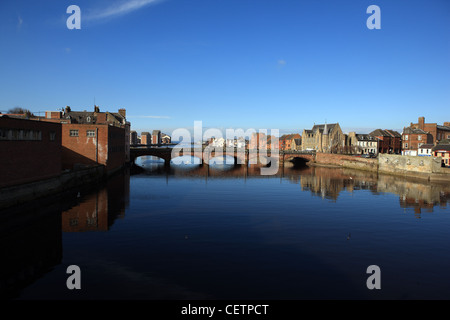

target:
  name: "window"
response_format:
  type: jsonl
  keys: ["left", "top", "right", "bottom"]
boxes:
{"left": 418, "top": 135, "right": 422, "bottom": 141}
{"left": 87, "top": 130, "right": 96, "bottom": 137}
{"left": 404, "top": 135, "right": 408, "bottom": 140}
{"left": 0, "top": 128, "right": 41, "bottom": 140}
{"left": 404, "top": 143, "right": 408, "bottom": 148}
{"left": 70, "top": 130, "right": 79, "bottom": 137}
{"left": 49, "top": 131, "right": 56, "bottom": 141}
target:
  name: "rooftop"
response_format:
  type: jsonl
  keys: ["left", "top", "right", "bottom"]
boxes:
{"left": 403, "top": 127, "right": 429, "bottom": 135}
{"left": 312, "top": 123, "right": 337, "bottom": 134}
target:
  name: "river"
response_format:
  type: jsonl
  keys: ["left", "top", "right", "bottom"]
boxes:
{"left": 2, "top": 156, "right": 450, "bottom": 300}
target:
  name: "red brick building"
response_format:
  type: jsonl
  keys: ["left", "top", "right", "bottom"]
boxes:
{"left": 249, "top": 133, "right": 278, "bottom": 150}
{"left": 401, "top": 127, "right": 433, "bottom": 156}
{"left": 152, "top": 130, "right": 161, "bottom": 145}
{"left": 44, "top": 106, "right": 130, "bottom": 164}
{"left": 0, "top": 116, "right": 62, "bottom": 188}
{"left": 42, "top": 106, "right": 128, "bottom": 173}
{"left": 141, "top": 132, "right": 151, "bottom": 145}
{"left": 279, "top": 134, "right": 301, "bottom": 151}
{"left": 61, "top": 123, "right": 125, "bottom": 172}
{"left": 369, "top": 129, "right": 402, "bottom": 154}
{"left": 408, "top": 116, "right": 450, "bottom": 144}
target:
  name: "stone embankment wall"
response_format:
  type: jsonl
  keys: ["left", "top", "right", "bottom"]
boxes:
{"left": 378, "top": 154, "right": 441, "bottom": 174}
{"left": 312, "top": 153, "right": 450, "bottom": 182}
{"left": 0, "top": 166, "right": 106, "bottom": 209}
{"left": 314, "top": 153, "right": 378, "bottom": 172}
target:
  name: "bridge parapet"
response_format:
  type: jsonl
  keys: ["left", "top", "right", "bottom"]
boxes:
{"left": 130, "top": 146, "right": 315, "bottom": 166}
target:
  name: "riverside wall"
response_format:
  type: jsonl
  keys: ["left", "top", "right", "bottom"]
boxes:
{"left": 314, "top": 153, "right": 378, "bottom": 172}
{"left": 310, "top": 153, "right": 450, "bottom": 182}
{"left": 0, "top": 166, "right": 107, "bottom": 209}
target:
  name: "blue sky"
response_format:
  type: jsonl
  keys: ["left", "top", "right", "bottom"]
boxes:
{"left": 1, "top": 0, "right": 449, "bottom": 135}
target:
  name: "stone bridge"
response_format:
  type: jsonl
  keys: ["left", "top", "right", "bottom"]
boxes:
{"left": 130, "top": 146, "right": 315, "bottom": 166}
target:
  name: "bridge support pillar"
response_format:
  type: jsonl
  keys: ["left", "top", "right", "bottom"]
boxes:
{"left": 164, "top": 159, "right": 171, "bottom": 167}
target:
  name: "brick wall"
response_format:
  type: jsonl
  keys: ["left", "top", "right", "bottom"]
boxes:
{"left": 0, "top": 117, "right": 62, "bottom": 188}
{"left": 61, "top": 124, "right": 108, "bottom": 170}
{"left": 107, "top": 125, "right": 126, "bottom": 172}
{"left": 61, "top": 123, "right": 125, "bottom": 172}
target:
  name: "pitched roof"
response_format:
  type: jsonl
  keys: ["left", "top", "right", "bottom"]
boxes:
{"left": 403, "top": 127, "right": 428, "bottom": 134}
{"left": 370, "top": 129, "right": 401, "bottom": 137}
{"left": 369, "top": 129, "right": 386, "bottom": 137}
{"left": 385, "top": 129, "right": 402, "bottom": 137}
{"left": 432, "top": 144, "right": 450, "bottom": 151}
{"left": 437, "top": 125, "right": 450, "bottom": 131}
{"left": 419, "top": 144, "right": 434, "bottom": 149}
{"left": 280, "top": 133, "right": 300, "bottom": 141}
{"left": 64, "top": 111, "right": 96, "bottom": 124}
{"left": 355, "top": 134, "right": 378, "bottom": 141}
{"left": 312, "top": 123, "right": 337, "bottom": 134}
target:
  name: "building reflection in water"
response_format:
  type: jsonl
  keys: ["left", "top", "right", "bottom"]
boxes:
{"left": 62, "top": 169, "right": 130, "bottom": 232}
{"left": 0, "top": 169, "right": 131, "bottom": 299}
{"left": 136, "top": 157, "right": 450, "bottom": 218}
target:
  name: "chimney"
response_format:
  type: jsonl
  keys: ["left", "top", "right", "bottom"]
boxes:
{"left": 94, "top": 105, "right": 100, "bottom": 113}
{"left": 444, "top": 122, "right": 450, "bottom": 127}
{"left": 418, "top": 116, "right": 425, "bottom": 130}
{"left": 118, "top": 108, "right": 126, "bottom": 118}
{"left": 65, "top": 106, "right": 71, "bottom": 114}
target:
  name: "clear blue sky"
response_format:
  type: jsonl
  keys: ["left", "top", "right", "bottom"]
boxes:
{"left": 1, "top": 0, "right": 449, "bottom": 135}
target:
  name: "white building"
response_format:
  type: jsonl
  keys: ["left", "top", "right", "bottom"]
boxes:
{"left": 211, "top": 137, "right": 225, "bottom": 148}
{"left": 349, "top": 133, "right": 379, "bottom": 155}
{"left": 418, "top": 144, "right": 433, "bottom": 156}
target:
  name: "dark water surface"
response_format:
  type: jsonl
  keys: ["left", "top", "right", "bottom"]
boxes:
{"left": 2, "top": 157, "right": 450, "bottom": 300}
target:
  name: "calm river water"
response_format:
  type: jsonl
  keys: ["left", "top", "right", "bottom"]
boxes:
{"left": 2, "top": 156, "right": 450, "bottom": 300}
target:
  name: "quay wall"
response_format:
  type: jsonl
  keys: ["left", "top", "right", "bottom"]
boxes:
{"left": 309, "top": 153, "right": 450, "bottom": 182}
{"left": 313, "top": 153, "right": 378, "bottom": 172}
{"left": 378, "top": 154, "right": 441, "bottom": 175}
{"left": 0, "top": 166, "right": 107, "bottom": 209}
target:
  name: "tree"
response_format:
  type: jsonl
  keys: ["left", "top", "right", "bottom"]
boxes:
{"left": 7, "top": 107, "right": 34, "bottom": 117}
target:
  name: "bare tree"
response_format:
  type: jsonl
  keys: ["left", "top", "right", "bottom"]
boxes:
{"left": 7, "top": 107, "right": 34, "bottom": 117}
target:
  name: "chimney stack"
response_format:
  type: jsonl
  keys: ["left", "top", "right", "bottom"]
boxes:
{"left": 118, "top": 108, "right": 126, "bottom": 118}
{"left": 418, "top": 116, "right": 425, "bottom": 130}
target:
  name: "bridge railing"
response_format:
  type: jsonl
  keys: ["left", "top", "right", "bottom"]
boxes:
{"left": 131, "top": 145, "right": 316, "bottom": 154}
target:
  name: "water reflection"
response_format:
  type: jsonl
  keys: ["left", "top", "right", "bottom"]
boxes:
{"left": 135, "top": 161, "right": 450, "bottom": 216}
{"left": 0, "top": 199, "right": 63, "bottom": 299}
{"left": 62, "top": 171, "right": 130, "bottom": 232}
{"left": 1, "top": 163, "right": 450, "bottom": 299}
{"left": 0, "top": 170, "right": 130, "bottom": 298}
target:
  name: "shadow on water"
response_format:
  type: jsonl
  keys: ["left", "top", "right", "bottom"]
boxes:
{"left": 0, "top": 169, "right": 130, "bottom": 299}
